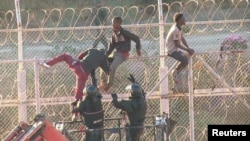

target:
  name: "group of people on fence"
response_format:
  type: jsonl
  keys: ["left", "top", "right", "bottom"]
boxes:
{"left": 40, "top": 15, "right": 145, "bottom": 141}
{"left": 39, "top": 7, "right": 194, "bottom": 140}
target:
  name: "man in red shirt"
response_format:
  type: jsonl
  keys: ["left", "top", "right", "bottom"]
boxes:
{"left": 99, "top": 16, "right": 141, "bottom": 92}
{"left": 39, "top": 48, "right": 109, "bottom": 120}
{"left": 40, "top": 48, "right": 109, "bottom": 100}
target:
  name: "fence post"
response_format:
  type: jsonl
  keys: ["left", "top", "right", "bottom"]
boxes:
{"left": 188, "top": 56, "right": 195, "bottom": 141}
{"left": 158, "top": 0, "right": 165, "bottom": 67}
{"left": 34, "top": 57, "right": 41, "bottom": 114}
{"left": 158, "top": 0, "right": 169, "bottom": 118}
{"left": 15, "top": 0, "right": 27, "bottom": 122}
{"left": 158, "top": 0, "right": 169, "bottom": 140}
{"left": 17, "top": 70, "right": 27, "bottom": 122}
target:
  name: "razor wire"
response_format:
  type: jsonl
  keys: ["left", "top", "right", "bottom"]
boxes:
{"left": 0, "top": 0, "right": 250, "bottom": 47}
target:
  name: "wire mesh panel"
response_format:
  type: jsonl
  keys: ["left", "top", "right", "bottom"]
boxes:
{"left": 0, "top": 63, "right": 35, "bottom": 97}
{"left": 193, "top": 95, "right": 250, "bottom": 141}
{"left": 192, "top": 51, "right": 250, "bottom": 141}
{"left": 0, "top": 61, "right": 35, "bottom": 139}
{"left": 193, "top": 52, "right": 250, "bottom": 89}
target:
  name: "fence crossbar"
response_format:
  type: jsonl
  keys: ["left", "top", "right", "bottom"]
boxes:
{"left": 0, "top": 50, "right": 249, "bottom": 64}
{"left": 0, "top": 19, "right": 249, "bottom": 32}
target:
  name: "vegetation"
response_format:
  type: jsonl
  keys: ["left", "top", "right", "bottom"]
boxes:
{"left": 0, "top": 0, "right": 236, "bottom": 11}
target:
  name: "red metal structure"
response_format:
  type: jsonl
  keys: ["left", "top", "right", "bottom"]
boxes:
{"left": 3, "top": 114, "right": 69, "bottom": 141}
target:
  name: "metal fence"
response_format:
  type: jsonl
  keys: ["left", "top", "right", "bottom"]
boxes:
{"left": 0, "top": 0, "right": 250, "bottom": 140}
{"left": 54, "top": 116, "right": 160, "bottom": 141}
{"left": 1, "top": 52, "right": 250, "bottom": 141}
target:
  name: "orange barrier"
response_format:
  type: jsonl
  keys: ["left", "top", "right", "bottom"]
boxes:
{"left": 3, "top": 114, "right": 69, "bottom": 141}
{"left": 40, "top": 120, "right": 69, "bottom": 141}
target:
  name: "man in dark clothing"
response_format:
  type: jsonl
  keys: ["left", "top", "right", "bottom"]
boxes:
{"left": 40, "top": 48, "right": 109, "bottom": 101}
{"left": 72, "top": 85, "right": 104, "bottom": 141}
{"left": 111, "top": 82, "right": 147, "bottom": 141}
{"left": 99, "top": 16, "right": 142, "bottom": 92}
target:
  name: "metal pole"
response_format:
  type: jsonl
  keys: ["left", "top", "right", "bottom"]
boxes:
{"left": 34, "top": 57, "right": 40, "bottom": 114}
{"left": 15, "top": 0, "right": 27, "bottom": 122}
{"left": 15, "top": 0, "right": 23, "bottom": 70}
{"left": 158, "top": 0, "right": 165, "bottom": 67}
{"left": 157, "top": 0, "right": 170, "bottom": 126}
{"left": 188, "top": 57, "right": 195, "bottom": 141}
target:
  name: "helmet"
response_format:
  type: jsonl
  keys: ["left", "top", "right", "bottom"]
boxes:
{"left": 86, "top": 85, "right": 98, "bottom": 97}
{"left": 126, "top": 83, "right": 143, "bottom": 98}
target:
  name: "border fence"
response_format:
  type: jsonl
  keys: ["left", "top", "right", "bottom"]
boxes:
{"left": 0, "top": 0, "right": 250, "bottom": 140}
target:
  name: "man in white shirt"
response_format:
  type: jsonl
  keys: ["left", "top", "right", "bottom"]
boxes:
{"left": 165, "top": 13, "right": 194, "bottom": 81}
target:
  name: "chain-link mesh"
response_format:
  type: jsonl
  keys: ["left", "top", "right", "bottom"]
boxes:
{"left": 0, "top": 0, "right": 250, "bottom": 140}
{"left": 0, "top": 62, "right": 35, "bottom": 139}
{"left": 193, "top": 52, "right": 250, "bottom": 89}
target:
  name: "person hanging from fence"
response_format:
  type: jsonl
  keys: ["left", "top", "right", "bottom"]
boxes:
{"left": 72, "top": 85, "right": 104, "bottom": 141}
{"left": 99, "top": 16, "right": 142, "bottom": 93}
{"left": 39, "top": 48, "right": 109, "bottom": 120}
{"left": 165, "top": 13, "right": 195, "bottom": 85}
{"left": 110, "top": 74, "right": 147, "bottom": 141}
{"left": 92, "top": 0, "right": 109, "bottom": 49}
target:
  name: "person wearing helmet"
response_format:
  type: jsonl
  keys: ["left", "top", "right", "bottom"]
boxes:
{"left": 111, "top": 83, "right": 147, "bottom": 141}
{"left": 72, "top": 85, "right": 104, "bottom": 141}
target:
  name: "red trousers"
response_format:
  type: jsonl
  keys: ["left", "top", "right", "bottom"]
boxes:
{"left": 46, "top": 53, "right": 89, "bottom": 100}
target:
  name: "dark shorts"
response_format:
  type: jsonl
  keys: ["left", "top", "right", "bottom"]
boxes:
{"left": 169, "top": 51, "right": 188, "bottom": 70}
